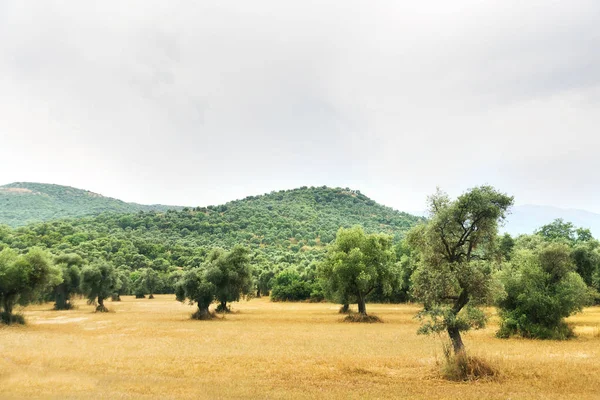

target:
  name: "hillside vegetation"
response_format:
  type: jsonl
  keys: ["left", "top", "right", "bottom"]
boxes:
{"left": 0, "top": 182, "right": 180, "bottom": 227}
{"left": 0, "top": 186, "right": 423, "bottom": 299}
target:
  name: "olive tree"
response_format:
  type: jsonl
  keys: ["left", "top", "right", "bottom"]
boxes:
{"left": 52, "top": 253, "right": 84, "bottom": 310}
{"left": 112, "top": 267, "right": 132, "bottom": 301}
{"left": 205, "top": 245, "right": 253, "bottom": 312}
{"left": 175, "top": 268, "right": 216, "bottom": 320}
{"left": 318, "top": 226, "right": 397, "bottom": 319}
{"left": 139, "top": 268, "right": 160, "bottom": 299}
{"left": 80, "top": 261, "right": 118, "bottom": 312}
{"left": 0, "top": 248, "right": 61, "bottom": 324}
{"left": 407, "top": 186, "right": 513, "bottom": 354}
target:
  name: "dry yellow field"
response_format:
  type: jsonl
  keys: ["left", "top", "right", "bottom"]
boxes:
{"left": 1, "top": 296, "right": 599, "bottom": 399}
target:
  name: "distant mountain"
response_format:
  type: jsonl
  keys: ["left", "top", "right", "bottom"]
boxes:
{"left": 0, "top": 182, "right": 182, "bottom": 227}
{"left": 503, "top": 205, "right": 600, "bottom": 238}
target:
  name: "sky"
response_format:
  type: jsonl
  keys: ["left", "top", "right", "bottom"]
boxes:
{"left": 1, "top": 1, "right": 599, "bottom": 212}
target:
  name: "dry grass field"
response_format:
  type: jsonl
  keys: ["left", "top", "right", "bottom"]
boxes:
{"left": 1, "top": 296, "right": 599, "bottom": 399}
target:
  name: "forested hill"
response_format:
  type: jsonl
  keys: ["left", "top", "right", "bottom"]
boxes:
{"left": 0, "top": 182, "right": 181, "bottom": 227}
{"left": 1, "top": 186, "right": 423, "bottom": 271}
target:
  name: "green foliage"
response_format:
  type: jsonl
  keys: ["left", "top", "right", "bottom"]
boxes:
{"left": 496, "top": 243, "right": 591, "bottom": 339}
{"left": 0, "top": 186, "right": 422, "bottom": 301}
{"left": 535, "top": 218, "right": 593, "bottom": 244}
{"left": 408, "top": 186, "right": 513, "bottom": 354}
{"left": 204, "top": 245, "right": 253, "bottom": 311}
{"left": 0, "top": 247, "right": 60, "bottom": 322}
{"left": 52, "top": 253, "right": 84, "bottom": 309}
{"left": 139, "top": 268, "right": 161, "bottom": 299}
{"left": 271, "top": 269, "right": 314, "bottom": 301}
{"left": 0, "top": 182, "right": 180, "bottom": 227}
{"left": 175, "top": 268, "right": 216, "bottom": 319}
{"left": 318, "top": 226, "right": 397, "bottom": 316}
{"left": 113, "top": 267, "right": 132, "bottom": 300}
{"left": 80, "top": 261, "right": 118, "bottom": 312}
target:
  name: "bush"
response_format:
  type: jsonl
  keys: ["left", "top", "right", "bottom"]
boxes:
{"left": 343, "top": 313, "right": 382, "bottom": 323}
{"left": 497, "top": 244, "right": 590, "bottom": 339}
{"left": 270, "top": 270, "right": 313, "bottom": 301}
{"left": 440, "top": 351, "right": 498, "bottom": 381}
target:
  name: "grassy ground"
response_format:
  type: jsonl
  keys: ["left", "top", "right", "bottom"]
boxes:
{"left": 1, "top": 296, "right": 599, "bottom": 399}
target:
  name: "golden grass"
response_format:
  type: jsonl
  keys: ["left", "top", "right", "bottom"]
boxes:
{"left": 0, "top": 297, "right": 599, "bottom": 399}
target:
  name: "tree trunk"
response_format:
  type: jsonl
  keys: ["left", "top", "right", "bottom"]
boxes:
{"left": 149, "top": 293, "right": 154, "bottom": 299}
{"left": 3, "top": 299, "right": 13, "bottom": 316}
{"left": 447, "top": 289, "right": 469, "bottom": 355}
{"left": 256, "top": 289, "right": 261, "bottom": 298}
{"left": 55, "top": 284, "right": 68, "bottom": 310}
{"left": 193, "top": 304, "right": 212, "bottom": 320}
{"left": 339, "top": 303, "right": 350, "bottom": 313}
{"left": 216, "top": 300, "right": 230, "bottom": 313}
{"left": 447, "top": 326, "right": 465, "bottom": 355}
{"left": 357, "top": 296, "right": 367, "bottom": 315}
{"left": 96, "top": 296, "right": 108, "bottom": 312}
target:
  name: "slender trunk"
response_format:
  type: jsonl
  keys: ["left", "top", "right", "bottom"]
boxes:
{"left": 447, "top": 289, "right": 469, "bottom": 355}
{"left": 357, "top": 295, "right": 367, "bottom": 315}
{"left": 339, "top": 303, "right": 349, "bottom": 313}
{"left": 447, "top": 326, "right": 465, "bottom": 354}
{"left": 256, "top": 289, "right": 261, "bottom": 298}
{"left": 217, "top": 300, "right": 229, "bottom": 313}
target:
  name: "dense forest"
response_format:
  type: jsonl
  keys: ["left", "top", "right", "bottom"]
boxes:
{"left": 0, "top": 185, "right": 422, "bottom": 302}
{"left": 0, "top": 182, "right": 181, "bottom": 227}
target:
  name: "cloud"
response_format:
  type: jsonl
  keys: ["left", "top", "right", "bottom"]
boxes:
{"left": 1, "top": 0, "right": 599, "bottom": 211}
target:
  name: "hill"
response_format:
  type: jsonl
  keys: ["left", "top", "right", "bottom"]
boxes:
{"left": 0, "top": 186, "right": 423, "bottom": 274}
{"left": 0, "top": 182, "right": 181, "bottom": 227}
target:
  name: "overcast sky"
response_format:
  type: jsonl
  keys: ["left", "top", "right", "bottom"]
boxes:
{"left": 1, "top": 1, "right": 599, "bottom": 212}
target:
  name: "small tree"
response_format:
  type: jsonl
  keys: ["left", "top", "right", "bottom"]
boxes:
{"left": 497, "top": 243, "right": 590, "bottom": 339}
{"left": 318, "top": 226, "right": 397, "bottom": 320}
{"left": 407, "top": 186, "right": 513, "bottom": 354}
{"left": 0, "top": 248, "right": 61, "bottom": 324}
{"left": 112, "top": 267, "right": 132, "bottom": 301}
{"left": 52, "top": 253, "right": 84, "bottom": 310}
{"left": 175, "top": 268, "right": 216, "bottom": 320}
{"left": 140, "top": 268, "right": 160, "bottom": 299}
{"left": 80, "top": 261, "right": 118, "bottom": 312}
{"left": 204, "top": 245, "right": 253, "bottom": 312}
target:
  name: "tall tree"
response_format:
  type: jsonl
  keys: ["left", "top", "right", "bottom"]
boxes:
{"left": 408, "top": 186, "right": 513, "bottom": 354}
{"left": 318, "top": 226, "right": 397, "bottom": 318}
{"left": 80, "top": 261, "right": 118, "bottom": 312}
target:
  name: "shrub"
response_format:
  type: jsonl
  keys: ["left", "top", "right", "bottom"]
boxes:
{"left": 497, "top": 244, "right": 590, "bottom": 339}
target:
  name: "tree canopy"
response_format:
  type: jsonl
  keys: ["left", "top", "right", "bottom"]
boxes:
{"left": 318, "top": 226, "right": 398, "bottom": 318}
